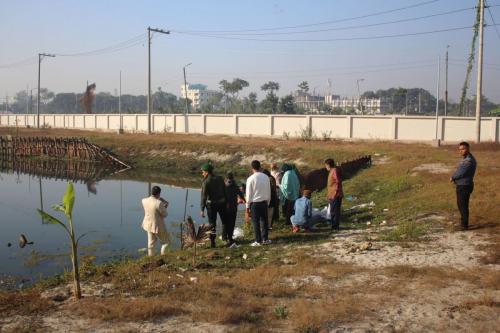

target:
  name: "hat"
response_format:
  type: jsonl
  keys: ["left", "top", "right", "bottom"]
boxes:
{"left": 201, "top": 163, "right": 213, "bottom": 172}
{"left": 303, "top": 190, "right": 312, "bottom": 197}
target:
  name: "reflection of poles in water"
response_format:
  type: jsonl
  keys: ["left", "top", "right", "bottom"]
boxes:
{"left": 39, "top": 176, "right": 45, "bottom": 224}
{"left": 181, "top": 189, "right": 189, "bottom": 249}
{"left": 148, "top": 182, "right": 152, "bottom": 196}
{"left": 120, "top": 180, "right": 123, "bottom": 226}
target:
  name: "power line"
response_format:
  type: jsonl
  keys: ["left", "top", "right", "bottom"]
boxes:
{"left": 175, "top": 0, "right": 442, "bottom": 33}
{"left": 190, "top": 59, "right": 438, "bottom": 76}
{"left": 173, "top": 7, "right": 473, "bottom": 36}
{"left": 188, "top": 63, "right": 438, "bottom": 80}
{"left": 0, "top": 56, "right": 38, "bottom": 69}
{"left": 55, "top": 33, "right": 147, "bottom": 57}
{"left": 486, "top": 1, "right": 500, "bottom": 40}
{"left": 174, "top": 25, "right": 497, "bottom": 43}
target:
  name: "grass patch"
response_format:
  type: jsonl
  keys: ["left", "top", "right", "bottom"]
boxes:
{"left": 70, "top": 297, "right": 185, "bottom": 321}
{"left": 378, "top": 220, "right": 429, "bottom": 242}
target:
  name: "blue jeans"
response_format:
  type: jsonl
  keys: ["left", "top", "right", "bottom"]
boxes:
{"left": 329, "top": 197, "right": 342, "bottom": 230}
{"left": 250, "top": 201, "right": 268, "bottom": 243}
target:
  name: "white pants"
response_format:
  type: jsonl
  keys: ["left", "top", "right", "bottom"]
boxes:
{"left": 147, "top": 231, "right": 169, "bottom": 256}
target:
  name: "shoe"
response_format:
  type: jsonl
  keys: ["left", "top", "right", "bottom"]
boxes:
{"left": 250, "top": 241, "right": 261, "bottom": 247}
{"left": 229, "top": 242, "right": 240, "bottom": 249}
{"left": 262, "top": 239, "right": 272, "bottom": 245}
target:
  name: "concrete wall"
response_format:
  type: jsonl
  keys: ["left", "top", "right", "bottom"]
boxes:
{"left": 1, "top": 113, "right": 499, "bottom": 143}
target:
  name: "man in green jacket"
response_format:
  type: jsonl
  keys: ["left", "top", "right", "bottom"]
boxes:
{"left": 200, "top": 163, "right": 227, "bottom": 248}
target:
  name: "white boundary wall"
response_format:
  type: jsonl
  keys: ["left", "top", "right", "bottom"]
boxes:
{"left": 1, "top": 113, "right": 498, "bottom": 143}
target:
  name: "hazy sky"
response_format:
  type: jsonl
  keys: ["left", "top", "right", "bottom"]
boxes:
{"left": 1, "top": 0, "right": 499, "bottom": 102}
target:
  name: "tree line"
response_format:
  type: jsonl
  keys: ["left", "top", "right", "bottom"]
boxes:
{"left": 4, "top": 79, "right": 499, "bottom": 116}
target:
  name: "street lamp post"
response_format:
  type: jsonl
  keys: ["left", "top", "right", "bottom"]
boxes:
{"left": 37, "top": 53, "right": 55, "bottom": 128}
{"left": 183, "top": 62, "right": 192, "bottom": 115}
{"left": 356, "top": 78, "right": 364, "bottom": 115}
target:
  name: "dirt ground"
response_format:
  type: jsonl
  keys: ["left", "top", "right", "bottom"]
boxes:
{"left": 0, "top": 128, "right": 499, "bottom": 332}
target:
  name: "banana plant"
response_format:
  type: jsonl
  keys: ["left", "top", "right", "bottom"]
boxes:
{"left": 37, "top": 182, "right": 87, "bottom": 300}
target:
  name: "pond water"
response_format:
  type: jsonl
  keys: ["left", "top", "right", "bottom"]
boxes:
{"left": 0, "top": 169, "right": 228, "bottom": 288}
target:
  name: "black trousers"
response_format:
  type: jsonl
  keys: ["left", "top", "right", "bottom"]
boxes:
{"left": 282, "top": 199, "right": 295, "bottom": 225}
{"left": 250, "top": 201, "right": 268, "bottom": 243}
{"left": 206, "top": 202, "right": 226, "bottom": 243}
{"left": 223, "top": 208, "right": 237, "bottom": 243}
{"left": 456, "top": 185, "right": 473, "bottom": 229}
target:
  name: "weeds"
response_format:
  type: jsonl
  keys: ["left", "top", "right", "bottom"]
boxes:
{"left": 274, "top": 304, "right": 289, "bottom": 319}
{"left": 321, "top": 130, "right": 332, "bottom": 141}
{"left": 379, "top": 220, "right": 429, "bottom": 241}
{"left": 297, "top": 125, "right": 314, "bottom": 142}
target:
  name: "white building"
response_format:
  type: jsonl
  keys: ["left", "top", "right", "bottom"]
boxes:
{"left": 324, "top": 95, "right": 390, "bottom": 114}
{"left": 293, "top": 91, "right": 325, "bottom": 111}
{"left": 180, "top": 84, "right": 219, "bottom": 110}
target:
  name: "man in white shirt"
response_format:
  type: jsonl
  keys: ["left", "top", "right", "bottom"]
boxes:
{"left": 141, "top": 186, "right": 169, "bottom": 256}
{"left": 245, "top": 160, "right": 271, "bottom": 246}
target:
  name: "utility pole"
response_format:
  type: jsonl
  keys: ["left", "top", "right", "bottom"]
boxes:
{"left": 183, "top": 63, "right": 192, "bottom": 115}
{"left": 418, "top": 90, "right": 421, "bottom": 114}
{"left": 147, "top": 27, "right": 170, "bottom": 134}
{"left": 435, "top": 55, "right": 441, "bottom": 141}
{"left": 405, "top": 91, "right": 408, "bottom": 116}
{"left": 445, "top": 45, "right": 449, "bottom": 117}
{"left": 37, "top": 53, "right": 55, "bottom": 128}
{"left": 356, "top": 78, "right": 364, "bottom": 115}
{"left": 119, "top": 70, "right": 123, "bottom": 134}
{"left": 26, "top": 85, "right": 29, "bottom": 114}
{"left": 475, "top": 0, "right": 485, "bottom": 143}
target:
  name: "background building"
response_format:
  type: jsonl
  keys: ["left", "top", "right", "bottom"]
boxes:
{"left": 180, "top": 84, "right": 219, "bottom": 110}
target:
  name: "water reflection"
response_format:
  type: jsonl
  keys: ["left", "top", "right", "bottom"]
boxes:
{"left": 0, "top": 162, "right": 205, "bottom": 287}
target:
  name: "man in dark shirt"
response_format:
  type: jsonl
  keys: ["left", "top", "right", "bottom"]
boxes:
{"left": 450, "top": 142, "right": 477, "bottom": 230}
{"left": 200, "top": 163, "right": 227, "bottom": 248}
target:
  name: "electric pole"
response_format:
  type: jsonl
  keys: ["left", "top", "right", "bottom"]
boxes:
{"left": 147, "top": 27, "right": 170, "bottom": 134}
{"left": 405, "top": 91, "right": 408, "bottom": 116}
{"left": 445, "top": 45, "right": 449, "bottom": 117}
{"left": 475, "top": 0, "right": 485, "bottom": 143}
{"left": 37, "top": 53, "right": 55, "bottom": 128}
{"left": 356, "top": 78, "right": 364, "bottom": 115}
{"left": 183, "top": 62, "right": 192, "bottom": 115}
{"left": 418, "top": 90, "right": 421, "bottom": 114}
{"left": 119, "top": 70, "right": 123, "bottom": 133}
{"left": 435, "top": 55, "right": 441, "bottom": 141}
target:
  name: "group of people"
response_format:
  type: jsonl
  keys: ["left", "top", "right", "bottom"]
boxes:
{"left": 141, "top": 141, "right": 477, "bottom": 255}
{"left": 140, "top": 157, "right": 344, "bottom": 254}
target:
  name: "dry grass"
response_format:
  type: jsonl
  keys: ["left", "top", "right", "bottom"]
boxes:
{"left": 69, "top": 297, "right": 185, "bottom": 321}
{"left": 0, "top": 289, "right": 52, "bottom": 317}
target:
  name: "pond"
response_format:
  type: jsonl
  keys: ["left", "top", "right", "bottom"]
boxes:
{"left": 0, "top": 167, "right": 233, "bottom": 288}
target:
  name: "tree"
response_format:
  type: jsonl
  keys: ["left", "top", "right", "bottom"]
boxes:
{"left": 261, "top": 81, "right": 280, "bottom": 95}
{"left": 298, "top": 81, "right": 309, "bottom": 94}
{"left": 260, "top": 81, "right": 280, "bottom": 113}
{"left": 247, "top": 92, "right": 258, "bottom": 113}
{"left": 278, "top": 95, "right": 296, "bottom": 114}
{"left": 37, "top": 183, "right": 85, "bottom": 300}
{"left": 219, "top": 78, "right": 249, "bottom": 113}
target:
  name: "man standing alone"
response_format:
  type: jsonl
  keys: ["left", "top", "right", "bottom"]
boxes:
{"left": 141, "top": 186, "right": 169, "bottom": 256}
{"left": 450, "top": 142, "right": 477, "bottom": 230}
{"left": 200, "top": 163, "right": 227, "bottom": 248}
{"left": 246, "top": 160, "right": 271, "bottom": 246}
{"left": 325, "top": 158, "right": 343, "bottom": 232}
